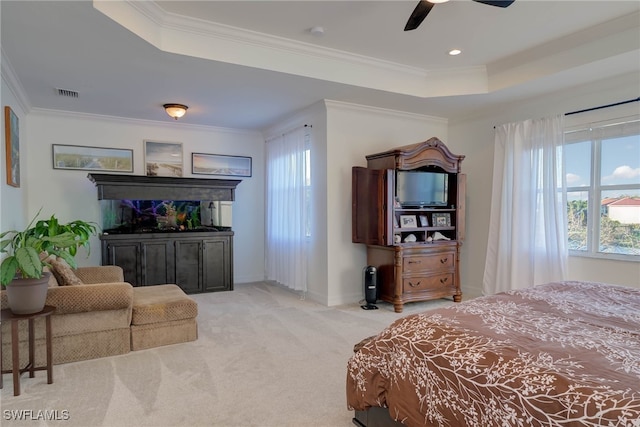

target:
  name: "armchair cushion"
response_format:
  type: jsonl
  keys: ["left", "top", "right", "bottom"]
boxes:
{"left": 75, "top": 265, "right": 125, "bottom": 284}
{"left": 45, "top": 282, "right": 133, "bottom": 314}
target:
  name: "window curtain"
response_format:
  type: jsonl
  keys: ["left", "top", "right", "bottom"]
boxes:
{"left": 483, "top": 115, "right": 568, "bottom": 295}
{"left": 265, "top": 126, "right": 309, "bottom": 292}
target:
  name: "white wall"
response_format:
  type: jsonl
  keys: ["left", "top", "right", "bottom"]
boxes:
{"left": 23, "top": 110, "right": 265, "bottom": 283}
{"left": 1, "top": 64, "right": 28, "bottom": 234}
{"left": 265, "top": 100, "right": 448, "bottom": 306}
{"left": 324, "top": 101, "right": 448, "bottom": 306}
{"left": 449, "top": 71, "right": 640, "bottom": 295}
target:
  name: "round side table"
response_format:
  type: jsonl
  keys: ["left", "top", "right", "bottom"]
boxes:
{"left": 1, "top": 305, "right": 56, "bottom": 396}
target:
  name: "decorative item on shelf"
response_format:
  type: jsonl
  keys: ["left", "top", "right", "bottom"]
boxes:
{"left": 403, "top": 233, "right": 417, "bottom": 243}
{"left": 163, "top": 103, "right": 188, "bottom": 120}
{"left": 0, "top": 209, "right": 97, "bottom": 314}
{"left": 400, "top": 215, "right": 417, "bottom": 228}
{"left": 432, "top": 231, "right": 451, "bottom": 241}
{"left": 419, "top": 215, "right": 429, "bottom": 227}
{"left": 432, "top": 212, "right": 451, "bottom": 227}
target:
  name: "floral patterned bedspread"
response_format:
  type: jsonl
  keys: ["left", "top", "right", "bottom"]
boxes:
{"left": 346, "top": 281, "right": 640, "bottom": 427}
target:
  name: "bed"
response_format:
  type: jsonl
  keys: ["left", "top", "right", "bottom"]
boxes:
{"left": 346, "top": 281, "right": 640, "bottom": 427}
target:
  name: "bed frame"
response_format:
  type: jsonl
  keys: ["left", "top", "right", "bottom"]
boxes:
{"left": 353, "top": 408, "right": 404, "bottom": 427}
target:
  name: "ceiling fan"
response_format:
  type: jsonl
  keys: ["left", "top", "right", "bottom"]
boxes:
{"left": 404, "top": 0, "right": 516, "bottom": 31}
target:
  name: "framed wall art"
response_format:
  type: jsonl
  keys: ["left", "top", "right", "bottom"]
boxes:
{"left": 5, "top": 106, "right": 20, "bottom": 187}
{"left": 144, "top": 140, "right": 183, "bottom": 177}
{"left": 192, "top": 153, "right": 252, "bottom": 177}
{"left": 52, "top": 144, "right": 133, "bottom": 172}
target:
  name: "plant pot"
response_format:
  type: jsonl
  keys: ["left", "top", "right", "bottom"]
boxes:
{"left": 4, "top": 273, "right": 50, "bottom": 315}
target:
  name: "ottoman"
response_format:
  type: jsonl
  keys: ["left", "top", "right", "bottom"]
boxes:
{"left": 130, "top": 285, "right": 198, "bottom": 351}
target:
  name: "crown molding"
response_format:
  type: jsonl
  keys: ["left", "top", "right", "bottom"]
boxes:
{"left": 93, "top": 0, "right": 489, "bottom": 98}
{"left": 324, "top": 99, "right": 448, "bottom": 125}
{"left": 1, "top": 49, "right": 31, "bottom": 114}
{"left": 29, "top": 108, "right": 261, "bottom": 136}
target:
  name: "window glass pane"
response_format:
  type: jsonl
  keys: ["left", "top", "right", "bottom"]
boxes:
{"left": 598, "top": 189, "right": 640, "bottom": 255}
{"left": 601, "top": 135, "right": 640, "bottom": 186}
{"left": 567, "top": 191, "right": 588, "bottom": 251}
{"left": 564, "top": 140, "right": 591, "bottom": 188}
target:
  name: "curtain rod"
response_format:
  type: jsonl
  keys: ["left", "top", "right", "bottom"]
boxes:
{"left": 265, "top": 123, "right": 312, "bottom": 143}
{"left": 565, "top": 97, "right": 639, "bottom": 116}
{"left": 493, "top": 97, "right": 639, "bottom": 129}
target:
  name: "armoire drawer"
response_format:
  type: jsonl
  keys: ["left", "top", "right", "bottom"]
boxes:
{"left": 403, "top": 273, "right": 454, "bottom": 293}
{"left": 403, "top": 251, "right": 455, "bottom": 273}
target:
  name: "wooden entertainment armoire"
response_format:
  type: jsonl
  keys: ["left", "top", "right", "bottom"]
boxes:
{"left": 352, "top": 137, "right": 465, "bottom": 313}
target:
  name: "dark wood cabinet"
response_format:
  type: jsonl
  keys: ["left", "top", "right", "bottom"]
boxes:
{"left": 101, "top": 232, "right": 233, "bottom": 294}
{"left": 352, "top": 137, "right": 465, "bottom": 312}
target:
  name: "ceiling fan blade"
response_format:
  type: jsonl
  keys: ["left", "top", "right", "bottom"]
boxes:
{"left": 472, "top": 0, "right": 516, "bottom": 7}
{"left": 404, "top": 0, "right": 434, "bottom": 31}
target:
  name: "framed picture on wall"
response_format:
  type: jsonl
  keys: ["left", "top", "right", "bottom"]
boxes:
{"left": 52, "top": 144, "right": 133, "bottom": 172}
{"left": 144, "top": 140, "right": 183, "bottom": 177}
{"left": 5, "top": 106, "right": 20, "bottom": 187}
{"left": 192, "top": 153, "right": 252, "bottom": 177}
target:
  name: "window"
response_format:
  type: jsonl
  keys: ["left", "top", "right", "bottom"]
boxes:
{"left": 564, "top": 104, "right": 640, "bottom": 259}
{"left": 265, "top": 126, "right": 311, "bottom": 292}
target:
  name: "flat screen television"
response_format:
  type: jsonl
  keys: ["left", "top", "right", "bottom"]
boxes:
{"left": 396, "top": 170, "right": 448, "bottom": 208}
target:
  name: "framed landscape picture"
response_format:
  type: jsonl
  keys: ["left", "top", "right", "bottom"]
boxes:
{"left": 4, "top": 106, "right": 20, "bottom": 187}
{"left": 52, "top": 144, "right": 133, "bottom": 172}
{"left": 144, "top": 140, "right": 183, "bottom": 177}
{"left": 192, "top": 153, "right": 252, "bottom": 177}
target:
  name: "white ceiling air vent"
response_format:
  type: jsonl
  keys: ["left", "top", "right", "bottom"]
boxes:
{"left": 56, "top": 88, "right": 79, "bottom": 98}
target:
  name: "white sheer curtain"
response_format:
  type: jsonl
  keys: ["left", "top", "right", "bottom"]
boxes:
{"left": 483, "top": 115, "right": 568, "bottom": 295}
{"left": 265, "top": 126, "right": 309, "bottom": 292}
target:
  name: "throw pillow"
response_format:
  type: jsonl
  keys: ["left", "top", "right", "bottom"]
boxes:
{"left": 49, "top": 257, "right": 84, "bottom": 286}
{"left": 43, "top": 266, "right": 59, "bottom": 287}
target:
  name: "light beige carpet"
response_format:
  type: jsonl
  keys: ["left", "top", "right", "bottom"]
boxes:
{"left": 0, "top": 282, "right": 454, "bottom": 427}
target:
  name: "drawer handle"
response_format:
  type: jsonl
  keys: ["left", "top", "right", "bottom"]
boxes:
{"left": 439, "top": 277, "right": 449, "bottom": 284}
{"left": 409, "top": 281, "right": 421, "bottom": 287}
{"left": 440, "top": 258, "right": 448, "bottom": 264}
{"left": 408, "top": 260, "right": 421, "bottom": 264}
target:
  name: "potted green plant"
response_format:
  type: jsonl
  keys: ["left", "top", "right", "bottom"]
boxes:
{"left": 0, "top": 209, "right": 97, "bottom": 314}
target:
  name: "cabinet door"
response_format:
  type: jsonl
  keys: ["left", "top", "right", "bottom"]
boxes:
{"left": 352, "top": 167, "right": 394, "bottom": 245}
{"left": 202, "top": 238, "right": 232, "bottom": 292}
{"left": 174, "top": 240, "right": 202, "bottom": 294}
{"left": 103, "top": 241, "right": 140, "bottom": 286}
{"left": 456, "top": 173, "right": 466, "bottom": 242}
{"left": 140, "top": 240, "right": 174, "bottom": 286}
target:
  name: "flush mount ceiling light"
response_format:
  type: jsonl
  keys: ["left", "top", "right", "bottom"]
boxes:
{"left": 163, "top": 103, "right": 188, "bottom": 120}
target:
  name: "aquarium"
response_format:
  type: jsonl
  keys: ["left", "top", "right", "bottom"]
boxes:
{"left": 99, "top": 199, "right": 232, "bottom": 234}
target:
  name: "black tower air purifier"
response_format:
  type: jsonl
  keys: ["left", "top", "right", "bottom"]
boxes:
{"left": 361, "top": 266, "right": 378, "bottom": 310}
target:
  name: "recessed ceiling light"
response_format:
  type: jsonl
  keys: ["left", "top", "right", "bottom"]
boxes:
{"left": 428, "top": 0, "right": 450, "bottom": 3}
{"left": 449, "top": 49, "right": 462, "bottom": 56}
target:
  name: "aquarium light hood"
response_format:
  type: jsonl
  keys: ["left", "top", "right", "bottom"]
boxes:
{"left": 88, "top": 173, "right": 241, "bottom": 201}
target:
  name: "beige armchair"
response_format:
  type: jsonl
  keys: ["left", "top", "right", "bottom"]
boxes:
{"left": 1, "top": 265, "right": 134, "bottom": 366}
